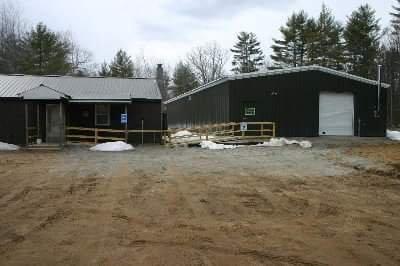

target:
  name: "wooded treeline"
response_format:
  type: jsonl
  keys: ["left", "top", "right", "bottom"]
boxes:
{"left": 0, "top": 1, "right": 399, "bottom": 125}
{"left": 0, "top": 2, "right": 93, "bottom": 76}
{"left": 170, "top": 3, "right": 400, "bottom": 126}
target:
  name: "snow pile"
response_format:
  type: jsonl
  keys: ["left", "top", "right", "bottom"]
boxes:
{"left": 171, "top": 130, "right": 215, "bottom": 142}
{"left": 255, "top": 138, "right": 312, "bottom": 149}
{"left": 89, "top": 141, "right": 134, "bottom": 152}
{"left": 171, "top": 130, "right": 193, "bottom": 138}
{"left": 199, "top": 138, "right": 312, "bottom": 150}
{"left": 387, "top": 130, "right": 400, "bottom": 141}
{"left": 0, "top": 142, "right": 19, "bottom": 151}
{"left": 200, "top": 141, "right": 239, "bottom": 150}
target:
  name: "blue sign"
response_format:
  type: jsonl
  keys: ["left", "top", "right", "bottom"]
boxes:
{"left": 121, "top": 113, "right": 128, "bottom": 124}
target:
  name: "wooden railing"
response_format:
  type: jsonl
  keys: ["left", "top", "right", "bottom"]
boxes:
{"left": 66, "top": 122, "right": 275, "bottom": 146}
{"left": 164, "top": 122, "right": 275, "bottom": 146}
{"left": 66, "top": 127, "right": 163, "bottom": 144}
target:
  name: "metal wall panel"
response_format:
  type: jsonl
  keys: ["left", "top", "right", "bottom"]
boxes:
{"left": 229, "top": 70, "right": 386, "bottom": 137}
{"left": 166, "top": 82, "right": 230, "bottom": 128}
{"left": 0, "top": 100, "right": 26, "bottom": 144}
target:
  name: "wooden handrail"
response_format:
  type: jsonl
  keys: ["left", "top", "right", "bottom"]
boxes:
{"left": 65, "top": 122, "right": 275, "bottom": 146}
{"left": 66, "top": 126, "right": 164, "bottom": 144}
{"left": 165, "top": 121, "right": 276, "bottom": 146}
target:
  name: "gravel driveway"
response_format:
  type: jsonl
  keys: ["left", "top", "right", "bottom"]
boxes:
{"left": 0, "top": 137, "right": 399, "bottom": 265}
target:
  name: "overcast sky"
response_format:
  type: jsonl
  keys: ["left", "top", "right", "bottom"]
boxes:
{"left": 18, "top": 0, "right": 394, "bottom": 68}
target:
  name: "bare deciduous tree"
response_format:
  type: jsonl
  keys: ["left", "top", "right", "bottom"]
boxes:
{"left": 186, "top": 41, "right": 229, "bottom": 85}
{"left": 63, "top": 32, "right": 93, "bottom": 75}
{"left": 0, "top": 0, "right": 26, "bottom": 73}
{"left": 132, "top": 53, "right": 154, "bottom": 78}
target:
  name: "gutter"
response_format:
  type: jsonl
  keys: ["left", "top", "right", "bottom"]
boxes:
{"left": 69, "top": 99, "right": 132, "bottom": 103}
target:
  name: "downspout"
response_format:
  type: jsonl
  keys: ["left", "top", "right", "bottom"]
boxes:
{"left": 377, "top": 65, "right": 382, "bottom": 115}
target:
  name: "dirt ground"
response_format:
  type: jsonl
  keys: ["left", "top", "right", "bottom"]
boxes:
{"left": 0, "top": 137, "right": 399, "bottom": 266}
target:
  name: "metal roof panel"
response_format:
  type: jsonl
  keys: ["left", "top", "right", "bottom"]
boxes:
{"left": 0, "top": 75, "right": 161, "bottom": 100}
{"left": 164, "top": 66, "right": 390, "bottom": 104}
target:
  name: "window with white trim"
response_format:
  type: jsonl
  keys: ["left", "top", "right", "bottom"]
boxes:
{"left": 244, "top": 103, "right": 256, "bottom": 116}
{"left": 95, "top": 104, "right": 110, "bottom": 126}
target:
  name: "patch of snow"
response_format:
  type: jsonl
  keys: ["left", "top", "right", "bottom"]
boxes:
{"left": 299, "top": 141, "right": 313, "bottom": 149}
{"left": 387, "top": 130, "right": 400, "bottom": 141}
{"left": 0, "top": 142, "right": 19, "bottom": 151}
{"left": 200, "top": 141, "right": 239, "bottom": 150}
{"left": 255, "top": 138, "right": 312, "bottom": 149}
{"left": 171, "top": 130, "right": 193, "bottom": 138}
{"left": 89, "top": 141, "right": 134, "bottom": 152}
{"left": 171, "top": 130, "right": 215, "bottom": 143}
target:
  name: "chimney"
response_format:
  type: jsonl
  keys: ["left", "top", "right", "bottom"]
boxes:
{"left": 156, "top": 64, "right": 168, "bottom": 101}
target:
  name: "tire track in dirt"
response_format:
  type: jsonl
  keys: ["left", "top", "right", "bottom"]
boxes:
{"left": 0, "top": 152, "right": 109, "bottom": 261}
{"left": 119, "top": 238, "right": 327, "bottom": 266}
{"left": 88, "top": 154, "right": 163, "bottom": 264}
{"left": 147, "top": 164, "right": 326, "bottom": 265}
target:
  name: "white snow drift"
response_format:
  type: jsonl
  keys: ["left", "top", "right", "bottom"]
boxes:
{"left": 171, "top": 130, "right": 215, "bottom": 142}
{"left": 200, "top": 141, "right": 240, "bottom": 150}
{"left": 387, "top": 130, "right": 400, "bottom": 141}
{"left": 200, "top": 138, "right": 312, "bottom": 150}
{"left": 171, "top": 130, "right": 193, "bottom": 138}
{"left": 255, "top": 138, "right": 312, "bottom": 149}
{"left": 90, "top": 141, "right": 134, "bottom": 152}
{"left": 0, "top": 142, "right": 19, "bottom": 151}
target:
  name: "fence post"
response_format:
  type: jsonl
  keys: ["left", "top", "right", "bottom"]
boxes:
{"left": 261, "top": 123, "right": 264, "bottom": 137}
{"left": 124, "top": 104, "right": 128, "bottom": 143}
{"left": 95, "top": 128, "right": 98, "bottom": 144}
{"left": 273, "top": 123, "right": 276, "bottom": 138}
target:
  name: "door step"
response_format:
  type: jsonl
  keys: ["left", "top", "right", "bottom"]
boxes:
{"left": 26, "top": 144, "right": 63, "bottom": 151}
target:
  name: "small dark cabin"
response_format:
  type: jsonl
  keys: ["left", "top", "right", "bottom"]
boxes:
{"left": 165, "top": 66, "right": 389, "bottom": 137}
{"left": 0, "top": 75, "right": 163, "bottom": 145}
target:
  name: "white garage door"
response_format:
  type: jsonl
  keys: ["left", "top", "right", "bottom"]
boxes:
{"left": 319, "top": 92, "right": 354, "bottom": 136}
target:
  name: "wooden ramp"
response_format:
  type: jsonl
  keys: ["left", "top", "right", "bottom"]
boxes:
{"left": 164, "top": 122, "right": 275, "bottom": 147}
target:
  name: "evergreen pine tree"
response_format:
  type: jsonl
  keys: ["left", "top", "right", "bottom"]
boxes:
{"left": 304, "top": 18, "right": 319, "bottom": 65}
{"left": 389, "top": 0, "right": 400, "bottom": 55}
{"left": 271, "top": 11, "right": 309, "bottom": 68}
{"left": 98, "top": 61, "right": 111, "bottom": 77}
{"left": 391, "top": 0, "right": 400, "bottom": 33}
{"left": 172, "top": 61, "right": 199, "bottom": 96}
{"left": 21, "top": 22, "right": 71, "bottom": 75}
{"left": 109, "top": 49, "right": 134, "bottom": 78}
{"left": 343, "top": 4, "right": 381, "bottom": 78}
{"left": 312, "top": 5, "right": 344, "bottom": 69}
{"left": 231, "top": 32, "right": 265, "bottom": 73}
{"left": 381, "top": 0, "right": 400, "bottom": 125}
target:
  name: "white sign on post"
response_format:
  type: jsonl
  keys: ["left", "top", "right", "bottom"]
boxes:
{"left": 121, "top": 114, "right": 128, "bottom": 124}
{"left": 240, "top": 122, "right": 248, "bottom": 132}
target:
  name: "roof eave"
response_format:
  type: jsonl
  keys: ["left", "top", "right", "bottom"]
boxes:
{"left": 165, "top": 66, "right": 391, "bottom": 104}
{"left": 69, "top": 99, "right": 133, "bottom": 103}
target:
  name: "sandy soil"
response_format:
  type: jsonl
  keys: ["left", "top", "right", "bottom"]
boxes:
{"left": 0, "top": 138, "right": 399, "bottom": 265}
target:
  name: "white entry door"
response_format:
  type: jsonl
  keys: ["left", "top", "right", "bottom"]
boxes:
{"left": 46, "top": 104, "right": 62, "bottom": 143}
{"left": 319, "top": 92, "right": 354, "bottom": 136}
